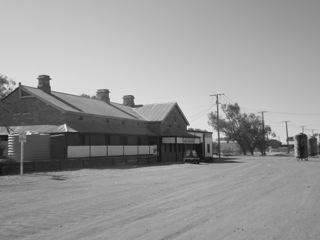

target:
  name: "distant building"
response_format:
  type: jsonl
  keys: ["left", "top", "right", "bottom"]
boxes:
{"left": 0, "top": 75, "right": 211, "bottom": 163}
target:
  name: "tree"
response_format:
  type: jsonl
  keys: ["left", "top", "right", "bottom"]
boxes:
{"left": 0, "top": 74, "right": 16, "bottom": 99}
{"left": 254, "top": 125, "right": 275, "bottom": 155}
{"left": 80, "top": 93, "right": 97, "bottom": 99}
{"left": 208, "top": 103, "right": 275, "bottom": 155}
{"left": 0, "top": 74, "right": 16, "bottom": 132}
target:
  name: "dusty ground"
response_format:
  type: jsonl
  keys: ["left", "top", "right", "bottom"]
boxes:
{"left": 1, "top": 155, "right": 320, "bottom": 240}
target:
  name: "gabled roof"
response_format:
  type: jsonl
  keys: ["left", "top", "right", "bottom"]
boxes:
{"left": 21, "top": 86, "right": 189, "bottom": 125}
{"left": 134, "top": 102, "right": 189, "bottom": 125}
{"left": 22, "top": 86, "right": 139, "bottom": 120}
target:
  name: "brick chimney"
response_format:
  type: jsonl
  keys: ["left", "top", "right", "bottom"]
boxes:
{"left": 96, "top": 89, "right": 110, "bottom": 104}
{"left": 123, "top": 95, "right": 135, "bottom": 107}
{"left": 37, "top": 75, "right": 51, "bottom": 93}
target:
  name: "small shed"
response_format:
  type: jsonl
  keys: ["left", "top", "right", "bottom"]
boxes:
{"left": 8, "top": 133, "right": 50, "bottom": 161}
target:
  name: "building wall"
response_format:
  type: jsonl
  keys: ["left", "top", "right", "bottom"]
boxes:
{"left": 160, "top": 141, "right": 179, "bottom": 162}
{"left": 187, "top": 131, "right": 213, "bottom": 158}
{"left": 3, "top": 90, "right": 65, "bottom": 125}
{"left": 65, "top": 112, "right": 157, "bottom": 135}
{"left": 161, "top": 106, "right": 188, "bottom": 134}
{"left": 147, "top": 122, "right": 162, "bottom": 135}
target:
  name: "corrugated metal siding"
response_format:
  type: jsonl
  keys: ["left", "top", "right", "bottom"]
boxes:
{"left": 8, "top": 134, "right": 50, "bottom": 161}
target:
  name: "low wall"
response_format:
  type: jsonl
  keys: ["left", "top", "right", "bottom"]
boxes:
{"left": 0, "top": 155, "right": 160, "bottom": 176}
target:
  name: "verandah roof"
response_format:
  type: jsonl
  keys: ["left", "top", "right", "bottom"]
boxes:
{"left": 0, "top": 121, "right": 159, "bottom": 136}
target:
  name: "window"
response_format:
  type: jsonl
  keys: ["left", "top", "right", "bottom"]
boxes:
{"left": 207, "top": 144, "right": 211, "bottom": 153}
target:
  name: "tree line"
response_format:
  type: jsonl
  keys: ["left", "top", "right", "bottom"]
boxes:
{"left": 208, "top": 103, "right": 275, "bottom": 156}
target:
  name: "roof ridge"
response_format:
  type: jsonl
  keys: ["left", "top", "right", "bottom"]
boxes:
{"left": 109, "top": 102, "right": 140, "bottom": 120}
{"left": 140, "top": 102, "right": 176, "bottom": 106}
{"left": 132, "top": 108, "right": 150, "bottom": 121}
{"left": 49, "top": 92, "right": 84, "bottom": 112}
{"left": 22, "top": 85, "right": 80, "bottom": 113}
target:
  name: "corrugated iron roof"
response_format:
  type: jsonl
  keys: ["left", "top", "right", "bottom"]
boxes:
{"left": 23, "top": 86, "right": 139, "bottom": 120}
{"left": 0, "top": 125, "right": 67, "bottom": 134}
{"left": 134, "top": 102, "right": 189, "bottom": 125}
{"left": 134, "top": 103, "right": 176, "bottom": 121}
{"left": 111, "top": 102, "right": 147, "bottom": 121}
{"left": 0, "top": 122, "right": 159, "bottom": 136}
{"left": 19, "top": 86, "right": 189, "bottom": 129}
{"left": 23, "top": 87, "right": 79, "bottom": 112}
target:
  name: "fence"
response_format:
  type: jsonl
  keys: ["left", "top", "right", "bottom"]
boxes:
{"left": 0, "top": 155, "right": 159, "bottom": 176}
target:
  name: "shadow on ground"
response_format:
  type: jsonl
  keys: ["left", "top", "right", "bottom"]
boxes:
{"left": 204, "top": 157, "right": 243, "bottom": 164}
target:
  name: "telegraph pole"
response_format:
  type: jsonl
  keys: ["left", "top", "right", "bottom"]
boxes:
{"left": 259, "top": 111, "right": 267, "bottom": 155}
{"left": 210, "top": 93, "right": 224, "bottom": 158}
{"left": 283, "top": 121, "right": 290, "bottom": 154}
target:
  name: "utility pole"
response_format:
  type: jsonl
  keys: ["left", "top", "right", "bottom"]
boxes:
{"left": 283, "top": 121, "right": 290, "bottom": 154}
{"left": 300, "top": 126, "right": 306, "bottom": 133}
{"left": 210, "top": 93, "right": 224, "bottom": 158}
{"left": 259, "top": 111, "right": 267, "bottom": 155}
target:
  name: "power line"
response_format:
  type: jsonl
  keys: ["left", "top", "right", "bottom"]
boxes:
{"left": 187, "top": 105, "right": 213, "bottom": 121}
{"left": 222, "top": 94, "right": 320, "bottom": 116}
{"left": 267, "top": 111, "right": 320, "bottom": 116}
{"left": 184, "top": 103, "right": 212, "bottom": 110}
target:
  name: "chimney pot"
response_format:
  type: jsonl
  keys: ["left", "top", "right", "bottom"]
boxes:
{"left": 37, "top": 75, "right": 51, "bottom": 93}
{"left": 96, "top": 89, "right": 110, "bottom": 104}
{"left": 123, "top": 95, "right": 135, "bottom": 107}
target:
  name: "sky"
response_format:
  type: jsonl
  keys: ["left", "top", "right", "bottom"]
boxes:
{"left": 1, "top": 0, "right": 320, "bottom": 142}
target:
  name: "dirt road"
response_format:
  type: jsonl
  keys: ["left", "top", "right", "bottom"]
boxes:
{"left": 1, "top": 156, "right": 320, "bottom": 240}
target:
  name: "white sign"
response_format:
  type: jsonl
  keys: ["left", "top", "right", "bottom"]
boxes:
{"left": 184, "top": 138, "right": 195, "bottom": 144}
{"left": 19, "top": 132, "right": 27, "bottom": 142}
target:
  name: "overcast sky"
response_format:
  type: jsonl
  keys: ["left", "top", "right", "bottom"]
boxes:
{"left": 1, "top": 0, "right": 319, "bottom": 141}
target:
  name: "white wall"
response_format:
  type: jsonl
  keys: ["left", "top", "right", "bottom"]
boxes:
{"left": 67, "top": 145, "right": 156, "bottom": 158}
